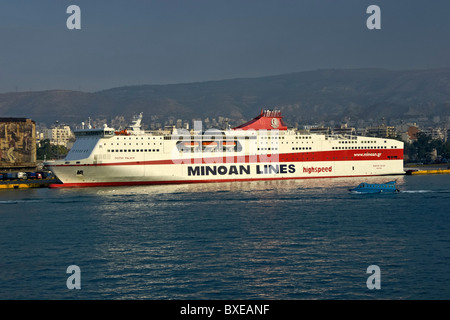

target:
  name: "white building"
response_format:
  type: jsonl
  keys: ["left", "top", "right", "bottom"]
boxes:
{"left": 44, "top": 125, "right": 74, "bottom": 148}
{"left": 421, "top": 127, "right": 445, "bottom": 141}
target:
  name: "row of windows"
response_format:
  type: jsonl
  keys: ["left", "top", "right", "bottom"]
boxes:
{"left": 71, "top": 149, "right": 90, "bottom": 153}
{"left": 292, "top": 147, "right": 312, "bottom": 150}
{"left": 258, "top": 136, "right": 311, "bottom": 140}
{"left": 259, "top": 136, "right": 284, "bottom": 139}
{"left": 106, "top": 143, "right": 162, "bottom": 146}
{"left": 254, "top": 141, "right": 312, "bottom": 145}
{"left": 332, "top": 146, "right": 388, "bottom": 150}
{"left": 107, "top": 149, "right": 160, "bottom": 153}
{"left": 339, "top": 140, "right": 384, "bottom": 144}
{"left": 115, "top": 136, "right": 162, "bottom": 140}
{"left": 332, "top": 146, "right": 398, "bottom": 150}
{"left": 109, "top": 136, "right": 393, "bottom": 144}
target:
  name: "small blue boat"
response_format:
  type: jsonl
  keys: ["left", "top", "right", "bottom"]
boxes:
{"left": 349, "top": 181, "right": 400, "bottom": 193}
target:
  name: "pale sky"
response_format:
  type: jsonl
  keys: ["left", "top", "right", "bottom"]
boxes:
{"left": 1, "top": 0, "right": 449, "bottom": 93}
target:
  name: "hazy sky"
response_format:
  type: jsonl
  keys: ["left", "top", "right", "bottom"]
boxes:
{"left": 1, "top": 0, "right": 450, "bottom": 93}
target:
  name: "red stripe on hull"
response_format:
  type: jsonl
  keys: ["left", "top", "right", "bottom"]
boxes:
{"left": 48, "top": 173, "right": 403, "bottom": 188}
{"left": 48, "top": 149, "right": 404, "bottom": 168}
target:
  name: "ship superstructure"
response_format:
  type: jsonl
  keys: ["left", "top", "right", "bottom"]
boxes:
{"left": 45, "top": 110, "right": 404, "bottom": 187}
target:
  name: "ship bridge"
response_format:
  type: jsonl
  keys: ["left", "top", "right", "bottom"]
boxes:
{"left": 74, "top": 126, "right": 115, "bottom": 138}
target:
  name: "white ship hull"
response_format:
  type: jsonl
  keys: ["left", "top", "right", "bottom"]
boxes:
{"left": 46, "top": 159, "right": 404, "bottom": 187}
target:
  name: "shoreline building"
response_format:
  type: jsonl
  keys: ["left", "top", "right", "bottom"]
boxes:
{"left": 44, "top": 124, "right": 74, "bottom": 148}
{"left": 0, "top": 118, "right": 36, "bottom": 170}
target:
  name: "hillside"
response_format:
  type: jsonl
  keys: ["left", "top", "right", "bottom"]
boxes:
{"left": 1, "top": 68, "right": 450, "bottom": 127}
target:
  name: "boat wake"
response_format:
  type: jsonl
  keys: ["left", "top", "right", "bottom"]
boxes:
{"left": 0, "top": 199, "right": 43, "bottom": 205}
{"left": 349, "top": 191, "right": 398, "bottom": 195}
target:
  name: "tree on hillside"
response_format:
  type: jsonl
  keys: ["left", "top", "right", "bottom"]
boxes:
{"left": 36, "top": 139, "right": 68, "bottom": 160}
{"left": 412, "top": 132, "right": 432, "bottom": 161}
{"left": 442, "top": 141, "right": 450, "bottom": 159}
{"left": 410, "top": 132, "right": 449, "bottom": 162}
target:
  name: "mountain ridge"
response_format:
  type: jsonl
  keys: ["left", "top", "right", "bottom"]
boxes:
{"left": 1, "top": 68, "right": 449, "bottom": 127}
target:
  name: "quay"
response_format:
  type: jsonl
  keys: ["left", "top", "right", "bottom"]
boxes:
{"left": 0, "top": 171, "right": 60, "bottom": 190}
{"left": 0, "top": 178, "right": 60, "bottom": 189}
{"left": 404, "top": 164, "right": 450, "bottom": 175}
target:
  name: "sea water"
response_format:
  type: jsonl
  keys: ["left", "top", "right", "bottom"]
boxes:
{"left": 0, "top": 174, "right": 449, "bottom": 300}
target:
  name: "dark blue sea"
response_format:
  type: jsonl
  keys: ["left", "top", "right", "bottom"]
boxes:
{"left": 1, "top": 174, "right": 449, "bottom": 300}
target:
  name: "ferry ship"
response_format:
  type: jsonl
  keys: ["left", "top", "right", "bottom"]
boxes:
{"left": 45, "top": 110, "right": 404, "bottom": 187}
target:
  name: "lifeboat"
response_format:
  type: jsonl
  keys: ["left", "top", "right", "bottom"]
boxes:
{"left": 115, "top": 129, "right": 130, "bottom": 136}
{"left": 202, "top": 141, "right": 218, "bottom": 147}
{"left": 183, "top": 142, "right": 199, "bottom": 147}
{"left": 222, "top": 141, "right": 236, "bottom": 146}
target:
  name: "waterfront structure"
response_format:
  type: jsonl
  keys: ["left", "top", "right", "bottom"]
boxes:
{"left": 0, "top": 118, "right": 36, "bottom": 169}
